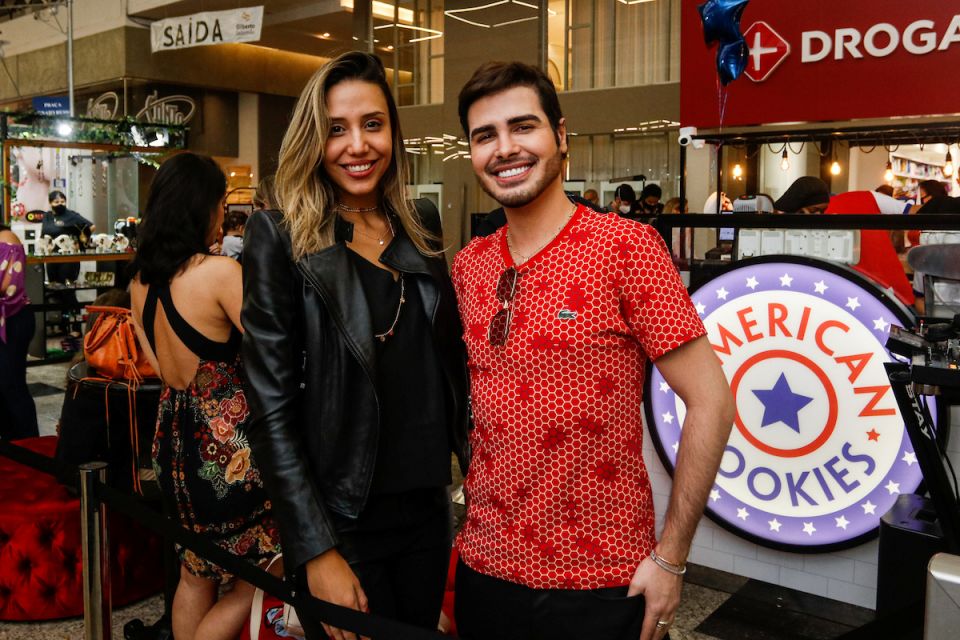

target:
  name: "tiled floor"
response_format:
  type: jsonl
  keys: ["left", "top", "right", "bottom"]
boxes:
{"left": 0, "top": 363, "right": 885, "bottom": 640}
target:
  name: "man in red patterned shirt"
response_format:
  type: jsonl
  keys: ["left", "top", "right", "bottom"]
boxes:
{"left": 451, "top": 61, "right": 735, "bottom": 640}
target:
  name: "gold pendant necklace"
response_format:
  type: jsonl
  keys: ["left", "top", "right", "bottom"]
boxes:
{"left": 352, "top": 224, "right": 392, "bottom": 246}
{"left": 374, "top": 215, "right": 405, "bottom": 342}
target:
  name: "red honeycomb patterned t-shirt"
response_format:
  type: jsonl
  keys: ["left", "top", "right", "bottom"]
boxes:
{"left": 451, "top": 204, "right": 705, "bottom": 590}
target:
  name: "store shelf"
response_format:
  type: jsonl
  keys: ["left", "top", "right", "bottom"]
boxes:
{"left": 894, "top": 172, "right": 939, "bottom": 181}
{"left": 24, "top": 254, "right": 130, "bottom": 366}
{"left": 890, "top": 154, "right": 946, "bottom": 182}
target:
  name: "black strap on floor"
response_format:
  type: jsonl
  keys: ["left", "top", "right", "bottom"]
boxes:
{"left": 0, "top": 441, "right": 446, "bottom": 640}
{"left": 0, "top": 439, "right": 67, "bottom": 477}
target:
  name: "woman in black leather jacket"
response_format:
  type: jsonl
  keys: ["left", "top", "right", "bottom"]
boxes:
{"left": 241, "top": 51, "right": 469, "bottom": 640}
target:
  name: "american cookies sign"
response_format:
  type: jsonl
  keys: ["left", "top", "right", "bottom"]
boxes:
{"left": 646, "top": 257, "right": 936, "bottom": 551}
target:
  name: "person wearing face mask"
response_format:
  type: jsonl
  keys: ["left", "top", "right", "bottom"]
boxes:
{"left": 639, "top": 184, "right": 664, "bottom": 217}
{"left": 43, "top": 190, "right": 94, "bottom": 245}
{"left": 611, "top": 183, "right": 638, "bottom": 219}
{"left": 42, "top": 190, "right": 95, "bottom": 284}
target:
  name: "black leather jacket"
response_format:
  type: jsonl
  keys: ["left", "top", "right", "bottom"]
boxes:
{"left": 241, "top": 201, "right": 469, "bottom": 575}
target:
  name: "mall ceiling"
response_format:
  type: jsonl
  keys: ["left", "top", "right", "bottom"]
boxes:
{"left": 128, "top": 0, "right": 412, "bottom": 59}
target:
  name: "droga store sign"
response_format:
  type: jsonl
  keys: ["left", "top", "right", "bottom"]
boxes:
{"left": 646, "top": 257, "right": 934, "bottom": 552}
{"left": 151, "top": 6, "right": 264, "bottom": 53}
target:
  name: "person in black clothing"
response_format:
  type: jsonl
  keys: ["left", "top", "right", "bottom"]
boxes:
{"left": 241, "top": 51, "right": 469, "bottom": 640}
{"left": 41, "top": 191, "right": 96, "bottom": 334}
{"left": 42, "top": 190, "right": 94, "bottom": 283}
{"left": 639, "top": 183, "right": 664, "bottom": 216}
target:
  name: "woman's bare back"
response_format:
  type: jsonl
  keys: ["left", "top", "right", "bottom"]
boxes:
{"left": 130, "top": 254, "right": 243, "bottom": 390}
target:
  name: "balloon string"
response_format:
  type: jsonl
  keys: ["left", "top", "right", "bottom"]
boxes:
{"left": 717, "top": 77, "right": 728, "bottom": 132}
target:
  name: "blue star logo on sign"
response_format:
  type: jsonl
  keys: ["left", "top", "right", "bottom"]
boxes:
{"left": 753, "top": 373, "right": 813, "bottom": 434}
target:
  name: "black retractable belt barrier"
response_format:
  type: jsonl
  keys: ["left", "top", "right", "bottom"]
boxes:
{"left": 0, "top": 441, "right": 449, "bottom": 640}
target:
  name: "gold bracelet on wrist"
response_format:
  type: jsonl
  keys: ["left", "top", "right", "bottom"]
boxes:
{"left": 650, "top": 549, "right": 687, "bottom": 576}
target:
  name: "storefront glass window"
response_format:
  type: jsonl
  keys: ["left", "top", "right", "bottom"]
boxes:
{"left": 381, "top": 0, "right": 444, "bottom": 106}
{"left": 566, "top": 131, "right": 680, "bottom": 200}
{"left": 549, "top": 0, "right": 680, "bottom": 91}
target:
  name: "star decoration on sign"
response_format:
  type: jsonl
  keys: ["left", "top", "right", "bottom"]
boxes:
{"left": 768, "top": 518, "right": 782, "bottom": 532}
{"left": 835, "top": 515, "right": 850, "bottom": 530}
{"left": 745, "top": 276, "right": 759, "bottom": 290}
{"left": 659, "top": 381, "right": 671, "bottom": 393}
{"left": 671, "top": 441, "right": 680, "bottom": 453}
{"left": 902, "top": 451, "right": 917, "bottom": 466}
{"left": 695, "top": 301, "right": 707, "bottom": 315}
{"left": 752, "top": 373, "right": 813, "bottom": 433}
{"left": 803, "top": 522, "right": 817, "bottom": 536}
{"left": 862, "top": 500, "right": 877, "bottom": 515}
{"left": 885, "top": 480, "right": 900, "bottom": 495}
{"left": 737, "top": 507, "right": 750, "bottom": 520}
{"left": 846, "top": 297, "right": 861, "bottom": 311}
{"left": 867, "top": 429, "right": 880, "bottom": 442}
{"left": 710, "top": 489, "right": 721, "bottom": 502}
{"left": 780, "top": 273, "right": 793, "bottom": 287}
{"left": 717, "top": 286, "right": 730, "bottom": 300}
{"left": 814, "top": 280, "right": 829, "bottom": 294}
{"left": 873, "top": 318, "right": 890, "bottom": 332}
{"left": 662, "top": 412, "right": 675, "bottom": 424}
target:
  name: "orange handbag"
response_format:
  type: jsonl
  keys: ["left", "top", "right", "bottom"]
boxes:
{"left": 83, "top": 305, "right": 157, "bottom": 383}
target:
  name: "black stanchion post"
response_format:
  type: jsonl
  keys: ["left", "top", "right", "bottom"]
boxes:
{"left": 80, "top": 462, "right": 111, "bottom": 640}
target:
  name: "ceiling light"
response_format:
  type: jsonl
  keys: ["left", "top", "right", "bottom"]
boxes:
{"left": 732, "top": 163, "right": 743, "bottom": 180}
{"left": 830, "top": 161, "right": 842, "bottom": 176}
{"left": 56, "top": 122, "right": 73, "bottom": 137}
{"left": 780, "top": 149, "right": 790, "bottom": 172}
{"left": 943, "top": 149, "right": 954, "bottom": 178}
{"left": 445, "top": 1, "right": 556, "bottom": 29}
{"left": 884, "top": 161, "right": 894, "bottom": 183}
{"left": 374, "top": 23, "right": 443, "bottom": 43}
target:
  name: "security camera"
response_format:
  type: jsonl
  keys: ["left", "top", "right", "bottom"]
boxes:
{"left": 678, "top": 126, "right": 698, "bottom": 147}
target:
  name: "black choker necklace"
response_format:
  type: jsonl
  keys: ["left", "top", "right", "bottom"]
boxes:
{"left": 337, "top": 202, "right": 379, "bottom": 213}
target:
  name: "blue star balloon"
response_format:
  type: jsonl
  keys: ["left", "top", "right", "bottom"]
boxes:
{"left": 698, "top": 0, "right": 750, "bottom": 85}
{"left": 717, "top": 39, "right": 748, "bottom": 86}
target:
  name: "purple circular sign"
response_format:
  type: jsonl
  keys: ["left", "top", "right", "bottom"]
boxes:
{"left": 646, "top": 257, "right": 931, "bottom": 551}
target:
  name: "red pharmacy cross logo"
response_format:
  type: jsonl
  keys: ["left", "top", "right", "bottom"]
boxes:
{"left": 744, "top": 21, "right": 791, "bottom": 83}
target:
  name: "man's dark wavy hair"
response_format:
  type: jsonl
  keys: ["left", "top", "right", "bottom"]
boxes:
{"left": 457, "top": 61, "right": 564, "bottom": 144}
{"left": 131, "top": 152, "right": 226, "bottom": 286}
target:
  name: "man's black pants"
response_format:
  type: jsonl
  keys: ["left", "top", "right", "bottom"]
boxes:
{"left": 455, "top": 559, "right": 660, "bottom": 640}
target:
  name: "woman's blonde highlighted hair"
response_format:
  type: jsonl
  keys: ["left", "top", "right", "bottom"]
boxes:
{"left": 274, "top": 51, "right": 437, "bottom": 260}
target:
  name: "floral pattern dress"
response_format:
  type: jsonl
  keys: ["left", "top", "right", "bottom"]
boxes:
{"left": 152, "top": 356, "right": 280, "bottom": 579}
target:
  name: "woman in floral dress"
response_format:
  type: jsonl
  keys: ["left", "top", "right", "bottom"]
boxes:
{"left": 129, "top": 153, "right": 279, "bottom": 640}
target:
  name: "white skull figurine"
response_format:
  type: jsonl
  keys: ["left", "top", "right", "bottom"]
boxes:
{"left": 91, "top": 233, "right": 113, "bottom": 253}
{"left": 36, "top": 235, "right": 54, "bottom": 256}
{"left": 53, "top": 234, "right": 78, "bottom": 255}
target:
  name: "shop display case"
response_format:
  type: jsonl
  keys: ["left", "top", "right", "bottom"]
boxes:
{"left": 22, "top": 253, "right": 133, "bottom": 364}
{"left": 1, "top": 113, "right": 187, "bottom": 364}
